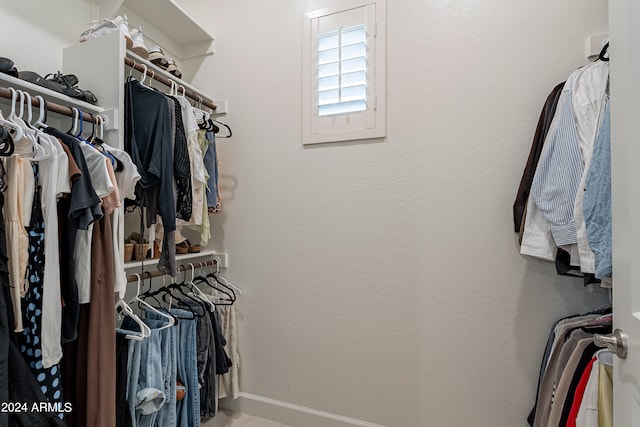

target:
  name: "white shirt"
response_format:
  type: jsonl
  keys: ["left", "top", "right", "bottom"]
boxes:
{"left": 175, "top": 96, "right": 206, "bottom": 226}
{"left": 75, "top": 141, "right": 114, "bottom": 304}
{"left": 106, "top": 147, "right": 141, "bottom": 299}
{"left": 572, "top": 61, "right": 610, "bottom": 274}
{"left": 576, "top": 359, "right": 600, "bottom": 427}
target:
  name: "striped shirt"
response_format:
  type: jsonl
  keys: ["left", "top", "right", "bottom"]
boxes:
{"left": 531, "top": 68, "right": 586, "bottom": 246}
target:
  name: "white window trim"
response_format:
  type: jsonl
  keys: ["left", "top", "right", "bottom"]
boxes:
{"left": 302, "top": 0, "right": 386, "bottom": 145}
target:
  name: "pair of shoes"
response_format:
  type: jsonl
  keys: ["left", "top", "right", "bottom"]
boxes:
{"left": 149, "top": 47, "right": 182, "bottom": 79}
{"left": 79, "top": 15, "right": 149, "bottom": 59}
{"left": 18, "top": 70, "right": 98, "bottom": 104}
{"left": 176, "top": 239, "right": 202, "bottom": 254}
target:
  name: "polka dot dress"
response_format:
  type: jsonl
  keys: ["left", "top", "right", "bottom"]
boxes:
{"left": 20, "top": 164, "right": 64, "bottom": 420}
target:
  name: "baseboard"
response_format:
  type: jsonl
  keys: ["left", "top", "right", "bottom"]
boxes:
{"left": 219, "top": 392, "right": 388, "bottom": 427}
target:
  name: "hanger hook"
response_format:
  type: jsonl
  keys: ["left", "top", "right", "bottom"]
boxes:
{"left": 141, "top": 64, "right": 148, "bottom": 84}
{"left": 8, "top": 87, "right": 17, "bottom": 119}
{"left": 179, "top": 85, "right": 186, "bottom": 97}
{"left": 189, "top": 263, "right": 196, "bottom": 282}
{"left": 23, "top": 91, "right": 33, "bottom": 124}
{"left": 134, "top": 273, "right": 142, "bottom": 297}
{"left": 34, "top": 95, "right": 47, "bottom": 126}
{"left": 129, "top": 60, "right": 137, "bottom": 78}
{"left": 17, "top": 90, "right": 25, "bottom": 119}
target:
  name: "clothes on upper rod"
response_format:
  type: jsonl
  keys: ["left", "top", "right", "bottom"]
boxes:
{"left": 124, "top": 77, "right": 220, "bottom": 264}
{"left": 515, "top": 59, "right": 612, "bottom": 283}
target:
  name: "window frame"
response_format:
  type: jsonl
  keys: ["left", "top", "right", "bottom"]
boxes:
{"left": 302, "top": 0, "right": 386, "bottom": 145}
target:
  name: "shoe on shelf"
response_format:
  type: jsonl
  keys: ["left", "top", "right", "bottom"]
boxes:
{"left": 79, "top": 14, "right": 133, "bottom": 48}
{"left": 166, "top": 59, "right": 182, "bottom": 79}
{"left": 129, "top": 26, "right": 149, "bottom": 59}
{"left": 176, "top": 239, "right": 201, "bottom": 254}
{"left": 148, "top": 47, "right": 169, "bottom": 68}
{"left": 176, "top": 240, "right": 189, "bottom": 254}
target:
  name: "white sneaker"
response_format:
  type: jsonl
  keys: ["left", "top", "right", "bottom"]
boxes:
{"left": 79, "top": 14, "right": 133, "bottom": 48}
{"left": 129, "top": 26, "right": 149, "bottom": 59}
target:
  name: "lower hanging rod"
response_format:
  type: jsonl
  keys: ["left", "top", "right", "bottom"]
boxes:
{"left": 126, "top": 258, "right": 218, "bottom": 283}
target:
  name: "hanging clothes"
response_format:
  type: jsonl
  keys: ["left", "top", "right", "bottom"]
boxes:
{"left": 20, "top": 164, "right": 66, "bottom": 420}
{"left": 125, "top": 77, "right": 177, "bottom": 276}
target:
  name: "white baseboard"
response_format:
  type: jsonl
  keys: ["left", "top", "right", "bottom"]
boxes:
{"left": 219, "top": 392, "right": 388, "bottom": 427}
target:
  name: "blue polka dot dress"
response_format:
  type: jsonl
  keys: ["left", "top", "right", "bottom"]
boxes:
{"left": 20, "top": 164, "right": 64, "bottom": 419}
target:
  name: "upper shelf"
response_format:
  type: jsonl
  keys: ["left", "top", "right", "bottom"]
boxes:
{"left": 94, "top": 0, "right": 215, "bottom": 60}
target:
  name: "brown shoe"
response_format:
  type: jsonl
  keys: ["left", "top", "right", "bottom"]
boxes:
{"left": 176, "top": 240, "right": 189, "bottom": 254}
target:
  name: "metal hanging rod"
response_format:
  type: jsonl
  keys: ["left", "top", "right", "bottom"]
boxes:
{"left": 124, "top": 57, "right": 217, "bottom": 112}
{"left": 126, "top": 258, "right": 219, "bottom": 283}
{"left": 0, "top": 86, "right": 101, "bottom": 124}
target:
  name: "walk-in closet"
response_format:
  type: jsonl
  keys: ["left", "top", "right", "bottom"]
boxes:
{"left": 1, "top": 0, "right": 640, "bottom": 426}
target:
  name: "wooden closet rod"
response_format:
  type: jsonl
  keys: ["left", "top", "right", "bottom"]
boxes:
{"left": 124, "top": 57, "right": 218, "bottom": 112}
{"left": 0, "top": 86, "right": 100, "bottom": 124}
{"left": 126, "top": 258, "right": 219, "bottom": 283}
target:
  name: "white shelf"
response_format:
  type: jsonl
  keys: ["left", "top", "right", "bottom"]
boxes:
{"left": 95, "top": 0, "right": 215, "bottom": 60}
{"left": 124, "top": 250, "right": 228, "bottom": 270}
{"left": 0, "top": 72, "right": 105, "bottom": 114}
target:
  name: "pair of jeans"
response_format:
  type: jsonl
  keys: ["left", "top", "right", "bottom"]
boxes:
{"left": 116, "top": 331, "right": 133, "bottom": 427}
{"left": 122, "top": 318, "right": 166, "bottom": 427}
{"left": 144, "top": 312, "right": 177, "bottom": 427}
{"left": 170, "top": 308, "right": 200, "bottom": 427}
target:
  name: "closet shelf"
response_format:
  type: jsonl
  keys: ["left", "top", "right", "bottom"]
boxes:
{"left": 0, "top": 73, "right": 105, "bottom": 114}
{"left": 124, "top": 250, "right": 228, "bottom": 269}
{"left": 98, "top": 0, "right": 215, "bottom": 60}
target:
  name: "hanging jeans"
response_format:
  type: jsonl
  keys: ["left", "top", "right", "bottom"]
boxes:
{"left": 144, "top": 313, "right": 177, "bottom": 427}
{"left": 170, "top": 307, "right": 200, "bottom": 427}
{"left": 122, "top": 317, "right": 166, "bottom": 427}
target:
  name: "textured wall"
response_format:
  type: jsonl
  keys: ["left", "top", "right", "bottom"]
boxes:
{"left": 188, "top": 1, "right": 610, "bottom": 426}
{"left": 0, "top": 0, "right": 611, "bottom": 426}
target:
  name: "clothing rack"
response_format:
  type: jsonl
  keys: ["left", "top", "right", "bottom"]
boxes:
{"left": 0, "top": 86, "right": 100, "bottom": 124}
{"left": 126, "top": 258, "right": 219, "bottom": 283}
{"left": 124, "top": 57, "right": 218, "bottom": 112}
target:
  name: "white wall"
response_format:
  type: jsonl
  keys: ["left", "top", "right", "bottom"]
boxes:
{"left": 186, "top": 1, "right": 610, "bottom": 426}
{"left": 0, "top": 0, "right": 611, "bottom": 426}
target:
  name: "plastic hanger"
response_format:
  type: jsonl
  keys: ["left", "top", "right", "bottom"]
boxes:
{"left": 140, "top": 64, "right": 149, "bottom": 86}
{"left": 130, "top": 273, "right": 175, "bottom": 331}
{"left": 599, "top": 41, "right": 609, "bottom": 62}
{"left": 0, "top": 88, "right": 22, "bottom": 146}
{"left": 595, "top": 349, "right": 613, "bottom": 366}
{"left": 213, "top": 256, "right": 242, "bottom": 296}
{"left": 142, "top": 273, "right": 202, "bottom": 319}
{"left": 115, "top": 297, "right": 150, "bottom": 341}
{"left": 66, "top": 107, "right": 79, "bottom": 135}
{"left": 209, "top": 118, "right": 232, "bottom": 138}
{"left": 11, "top": 91, "right": 44, "bottom": 158}
{"left": 33, "top": 95, "right": 48, "bottom": 128}
{"left": 186, "top": 264, "right": 216, "bottom": 312}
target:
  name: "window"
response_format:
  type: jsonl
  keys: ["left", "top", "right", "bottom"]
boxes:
{"left": 318, "top": 24, "right": 367, "bottom": 116}
{"left": 303, "top": 0, "right": 386, "bottom": 145}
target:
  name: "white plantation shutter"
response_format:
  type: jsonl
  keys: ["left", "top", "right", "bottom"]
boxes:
{"left": 317, "top": 25, "right": 367, "bottom": 116}
{"left": 303, "top": 0, "right": 386, "bottom": 144}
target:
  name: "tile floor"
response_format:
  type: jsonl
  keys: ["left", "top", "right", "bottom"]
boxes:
{"left": 202, "top": 409, "right": 292, "bottom": 427}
